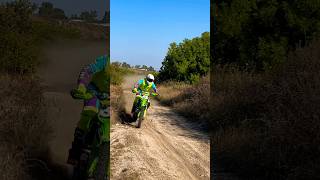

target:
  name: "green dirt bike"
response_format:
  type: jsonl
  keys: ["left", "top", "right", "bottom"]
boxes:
{"left": 69, "top": 88, "right": 110, "bottom": 180}
{"left": 132, "top": 91, "right": 158, "bottom": 128}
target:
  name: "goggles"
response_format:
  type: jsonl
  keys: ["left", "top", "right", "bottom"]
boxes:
{"left": 146, "top": 78, "right": 154, "bottom": 82}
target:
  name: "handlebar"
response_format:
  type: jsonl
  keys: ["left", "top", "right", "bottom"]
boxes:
{"left": 133, "top": 91, "right": 159, "bottom": 97}
{"left": 151, "top": 92, "right": 159, "bottom": 97}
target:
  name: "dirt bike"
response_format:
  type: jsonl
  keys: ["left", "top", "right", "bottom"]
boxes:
{"left": 68, "top": 88, "right": 110, "bottom": 180}
{"left": 132, "top": 91, "right": 158, "bottom": 128}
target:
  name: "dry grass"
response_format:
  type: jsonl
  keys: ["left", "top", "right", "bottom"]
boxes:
{"left": 0, "top": 144, "right": 28, "bottom": 180}
{"left": 156, "top": 81, "right": 192, "bottom": 106}
{"left": 157, "top": 76, "right": 210, "bottom": 129}
{"left": 0, "top": 75, "right": 52, "bottom": 180}
{"left": 32, "top": 17, "right": 108, "bottom": 41}
{"left": 209, "top": 65, "right": 264, "bottom": 131}
{"left": 211, "top": 40, "right": 320, "bottom": 179}
{"left": 64, "top": 21, "right": 108, "bottom": 41}
{"left": 110, "top": 85, "right": 125, "bottom": 125}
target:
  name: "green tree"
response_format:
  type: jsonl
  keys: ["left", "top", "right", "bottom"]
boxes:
{"left": 70, "top": 14, "right": 79, "bottom": 19}
{"left": 52, "top": 8, "right": 66, "bottom": 19}
{"left": 38, "top": 2, "right": 66, "bottom": 19}
{"left": 134, "top": 65, "right": 140, "bottom": 69}
{"left": 102, "top": 11, "right": 109, "bottom": 24}
{"left": 38, "top": 2, "right": 53, "bottom": 17}
{"left": 147, "top": 66, "right": 155, "bottom": 71}
{"left": 159, "top": 32, "right": 210, "bottom": 83}
{"left": 215, "top": 0, "right": 320, "bottom": 70}
{"left": 31, "top": 2, "right": 38, "bottom": 14}
{"left": 80, "top": 10, "right": 98, "bottom": 22}
{"left": 121, "top": 62, "right": 131, "bottom": 68}
{"left": 111, "top": 61, "right": 121, "bottom": 67}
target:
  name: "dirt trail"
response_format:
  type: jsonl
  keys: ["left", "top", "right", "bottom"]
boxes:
{"left": 38, "top": 39, "right": 106, "bottom": 178}
{"left": 111, "top": 75, "right": 210, "bottom": 180}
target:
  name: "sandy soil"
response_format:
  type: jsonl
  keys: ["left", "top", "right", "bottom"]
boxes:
{"left": 110, "top": 75, "right": 210, "bottom": 180}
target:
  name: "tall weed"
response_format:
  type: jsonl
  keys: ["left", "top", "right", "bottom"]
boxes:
{"left": 212, "top": 40, "right": 320, "bottom": 179}
{"left": 0, "top": 75, "right": 52, "bottom": 180}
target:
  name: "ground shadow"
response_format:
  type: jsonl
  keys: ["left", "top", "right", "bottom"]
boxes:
{"left": 153, "top": 110, "right": 210, "bottom": 142}
{"left": 118, "top": 110, "right": 139, "bottom": 128}
{"left": 45, "top": 162, "right": 71, "bottom": 180}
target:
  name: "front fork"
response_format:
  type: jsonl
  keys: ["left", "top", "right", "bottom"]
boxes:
{"left": 87, "top": 116, "right": 110, "bottom": 178}
{"left": 138, "top": 106, "right": 148, "bottom": 120}
{"left": 134, "top": 96, "right": 150, "bottom": 113}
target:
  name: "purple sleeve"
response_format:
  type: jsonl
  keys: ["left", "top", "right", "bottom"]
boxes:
{"left": 78, "top": 65, "right": 93, "bottom": 87}
{"left": 77, "top": 56, "right": 107, "bottom": 87}
{"left": 133, "top": 79, "right": 143, "bottom": 89}
{"left": 134, "top": 82, "right": 139, "bottom": 89}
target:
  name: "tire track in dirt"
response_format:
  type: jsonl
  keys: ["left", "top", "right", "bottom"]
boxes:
{"left": 111, "top": 75, "right": 210, "bottom": 180}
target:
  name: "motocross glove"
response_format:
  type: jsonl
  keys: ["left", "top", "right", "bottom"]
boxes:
{"left": 132, "top": 88, "right": 138, "bottom": 93}
{"left": 78, "top": 84, "right": 87, "bottom": 94}
{"left": 100, "top": 99, "right": 110, "bottom": 106}
{"left": 150, "top": 93, "right": 156, "bottom": 97}
{"left": 71, "top": 84, "right": 93, "bottom": 100}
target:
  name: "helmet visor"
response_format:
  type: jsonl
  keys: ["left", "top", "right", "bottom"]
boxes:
{"left": 146, "top": 77, "right": 154, "bottom": 82}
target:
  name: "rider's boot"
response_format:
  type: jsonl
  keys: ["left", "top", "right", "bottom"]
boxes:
{"left": 131, "top": 104, "right": 135, "bottom": 114}
{"left": 131, "top": 98, "right": 139, "bottom": 117}
{"left": 130, "top": 103, "right": 135, "bottom": 118}
{"left": 67, "top": 128, "right": 86, "bottom": 165}
{"left": 147, "top": 100, "right": 150, "bottom": 109}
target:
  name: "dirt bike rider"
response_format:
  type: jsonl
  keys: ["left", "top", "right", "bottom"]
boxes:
{"left": 67, "top": 55, "right": 110, "bottom": 164}
{"left": 131, "top": 74, "right": 157, "bottom": 116}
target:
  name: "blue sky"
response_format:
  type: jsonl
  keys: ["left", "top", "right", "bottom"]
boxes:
{"left": 111, "top": 0, "right": 210, "bottom": 70}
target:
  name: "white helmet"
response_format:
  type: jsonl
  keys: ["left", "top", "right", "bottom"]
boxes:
{"left": 146, "top": 74, "right": 154, "bottom": 84}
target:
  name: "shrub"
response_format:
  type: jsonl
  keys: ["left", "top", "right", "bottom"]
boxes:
{"left": 110, "top": 64, "right": 134, "bottom": 85}
{"left": 157, "top": 76, "right": 210, "bottom": 129}
{"left": 32, "top": 20, "right": 81, "bottom": 42}
{"left": 174, "top": 76, "right": 210, "bottom": 125}
{"left": 212, "top": 40, "right": 320, "bottom": 179}
{"left": 0, "top": 0, "right": 36, "bottom": 74}
{"left": 0, "top": 1, "right": 80, "bottom": 74}
{"left": 0, "top": 75, "right": 52, "bottom": 180}
{"left": 215, "top": 0, "right": 320, "bottom": 71}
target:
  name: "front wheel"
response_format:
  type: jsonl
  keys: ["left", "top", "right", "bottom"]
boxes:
{"left": 135, "top": 117, "right": 142, "bottom": 128}
{"left": 135, "top": 107, "right": 146, "bottom": 128}
{"left": 95, "top": 142, "right": 110, "bottom": 180}
{"left": 72, "top": 150, "right": 90, "bottom": 180}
